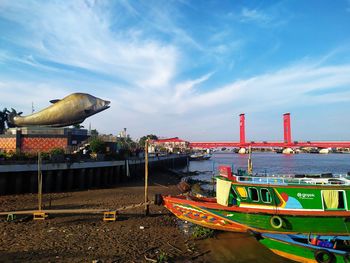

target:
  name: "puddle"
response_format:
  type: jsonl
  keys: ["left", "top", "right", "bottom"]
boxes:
{"left": 195, "top": 231, "right": 294, "bottom": 262}
{"left": 176, "top": 219, "right": 293, "bottom": 262}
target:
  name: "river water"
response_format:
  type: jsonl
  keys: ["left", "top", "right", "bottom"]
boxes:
{"left": 187, "top": 152, "right": 350, "bottom": 180}
{"left": 181, "top": 152, "right": 350, "bottom": 263}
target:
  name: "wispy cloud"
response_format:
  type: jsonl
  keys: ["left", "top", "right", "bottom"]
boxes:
{"left": 0, "top": 80, "right": 71, "bottom": 113}
{"left": 240, "top": 8, "right": 272, "bottom": 24}
{"left": 0, "top": 1, "right": 179, "bottom": 89}
{"left": 172, "top": 73, "right": 214, "bottom": 109}
{"left": 1, "top": 55, "right": 350, "bottom": 139}
{"left": 1, "top": 1, "right": 350, "bottom": 140}
{"left": 103, "top": 58, "right": 350, "bottom": 120}
{"left": 131, "top": 55, "right": 342, "bottom": 116}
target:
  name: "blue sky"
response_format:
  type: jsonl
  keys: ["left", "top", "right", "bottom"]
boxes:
{"left": 1, "top": 0, "right": 350, "bottom": 142}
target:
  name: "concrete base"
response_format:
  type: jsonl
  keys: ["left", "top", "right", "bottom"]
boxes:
{"left": 319, "top": 148, "right": 330, "bottom": 154}
{"left": 238, "top": 148, "right": 246, "bottom": 154}
{"left": 282, "top": 148, "right": 294, "bottom": 154}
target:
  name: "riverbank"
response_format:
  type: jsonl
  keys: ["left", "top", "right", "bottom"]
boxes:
{"left": 0, "top": 170, "right": 292, "bottom": 263}
{"left": 0, "top": 171, "right": 196, "bottom": 262}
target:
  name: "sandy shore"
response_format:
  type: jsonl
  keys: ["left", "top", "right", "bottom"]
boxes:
{"left": 0, "top": 171, "right": 292, "bottom": 263}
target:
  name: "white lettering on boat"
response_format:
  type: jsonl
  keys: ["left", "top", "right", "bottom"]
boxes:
{"left": 297, "top": 193, "right": 315, "bottom": 199}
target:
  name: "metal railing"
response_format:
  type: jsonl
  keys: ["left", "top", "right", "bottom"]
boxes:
{"left": 234, "top": 175, "right": 350, "bottom": 186}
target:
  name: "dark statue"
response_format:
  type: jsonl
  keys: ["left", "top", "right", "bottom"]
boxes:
{"left": 0, "top": 108, "right": 9, "bottom": 134}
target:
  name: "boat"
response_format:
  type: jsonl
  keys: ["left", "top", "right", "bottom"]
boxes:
{"left": 161, "top": 165, "right": 350, "bottom": 235}
{"left": 253, "top": 232, "right": 350, "bottom": 263}
{"left": 189, "top": 152, "right": 211, "bottom": 161}
{"left": 202, "top": 153, "right": 212, "bottom": 160}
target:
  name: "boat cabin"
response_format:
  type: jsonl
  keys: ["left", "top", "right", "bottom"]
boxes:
{"left": 215, "top": 165, "right": 350, "bottom": 212}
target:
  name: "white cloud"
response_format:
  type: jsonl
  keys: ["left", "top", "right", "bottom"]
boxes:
{"left": 1, "top": 1, "right": 350, "bottom": 140}
{"left": 1, "top": 58, "right": 350, "bottom": 141}
{"left": 240, "top": 8, "right": 272, "bottom": 24}
{"left": 173, "top": 73, "right": 213, "bottom": 102}
{"left": 0, "top": 81, "right": 70, "bottom": 114}
{"left": 0, "top": 1, "right": 179, "bottom": 89}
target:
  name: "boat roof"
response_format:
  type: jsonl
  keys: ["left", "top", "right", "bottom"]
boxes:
{"left": 216, "top": 174, "right": 350, "bottom": 186}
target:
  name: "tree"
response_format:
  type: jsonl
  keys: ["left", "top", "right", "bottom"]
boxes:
{"left": 116, "top": 135, "right": 138, "bottom": 152}
{"left": 90, "top": 129, "right": 99, "bottom": 137}
{"left": 89, "top": 137, "right": 106, "bottom": 154}
{"left": 72, "top": 124, "right": 84, "bottom": 129}
{"left": 139, "top": 134, "right": 158, "bottom": 148}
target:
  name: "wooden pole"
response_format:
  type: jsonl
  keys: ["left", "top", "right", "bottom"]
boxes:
{"left": 144, "top": 139, "right": 149, "bottom": 215}
{"left": 38, "top": 152, "right": 43, "bottom": 211}
{"left": 247, "top": 146, "right": 253, "bottom": 175}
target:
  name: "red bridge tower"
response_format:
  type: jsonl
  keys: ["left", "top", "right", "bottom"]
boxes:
{"left": 239, "top": 113, "right": 246, "bottom": 145}
{"left": 283, "top": 113, "right": 292, "bottom": 144}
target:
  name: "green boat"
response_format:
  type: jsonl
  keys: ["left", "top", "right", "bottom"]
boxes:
{"left": 254, "top": 232, "right": 350, "bottom": 263}
{"left": 162, "top": 165, "right": 350, "bottom": 235}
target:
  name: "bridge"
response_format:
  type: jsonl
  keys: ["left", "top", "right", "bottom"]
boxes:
{"left": 189, "top": 113, "right": 350, "bottom": 149}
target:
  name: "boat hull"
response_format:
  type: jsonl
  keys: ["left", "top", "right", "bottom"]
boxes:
{"left": 163, "top": 196, "right": 247, "bottom": 232}
{"left": 259, "top": 234, "right": 349, "bottom": 263}
{"left": 163, "top": 195, "right": 350, "bottom": 235}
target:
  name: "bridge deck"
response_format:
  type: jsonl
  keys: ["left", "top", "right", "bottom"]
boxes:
{"left": 190, "top": 141, "right": 350, "bottom": 148}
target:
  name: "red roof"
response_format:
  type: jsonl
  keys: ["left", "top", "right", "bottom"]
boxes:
{"left": 154, "top": 137, "right": 188, "bottom": 143}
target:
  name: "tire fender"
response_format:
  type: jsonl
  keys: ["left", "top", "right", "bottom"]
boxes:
{"left": 270, "top": 215, "right": 283, "bottom": 229}
{"left": 314, "top": 249, "right": 335, "bottom": 263}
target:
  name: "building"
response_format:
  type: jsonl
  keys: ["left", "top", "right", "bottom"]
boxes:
{"left": 152, "top": 137, "right": 189, "bottom": 153}
{"left": 0, "top": 127, "right": 89, "bottom": 153}
{"left": 117, "top": 128, "right": 128, "bottom": 138}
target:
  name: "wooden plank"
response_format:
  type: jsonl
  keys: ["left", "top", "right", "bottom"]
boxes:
{"left": 0, "top": 201, "right": 155, "bottom": 216}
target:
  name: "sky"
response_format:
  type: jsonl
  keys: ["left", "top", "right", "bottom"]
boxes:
{"left": 1, "top": 0, "right": 350, "bottom": 142}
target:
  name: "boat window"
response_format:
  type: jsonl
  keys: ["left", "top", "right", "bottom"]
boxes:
{"left": 322, "top": 190, "right": 347, "bottom": 210}
{"left": 248, "top": 187, "right": 259, "bottom": 202}
{"left": 338, "top": 191, "right": 345, "bottom": 209}
{"left": 261, "top": 188, "right": 271, "bottom": 203}
{"left": 236, "top": 186, "right": 247, "bottom": 200}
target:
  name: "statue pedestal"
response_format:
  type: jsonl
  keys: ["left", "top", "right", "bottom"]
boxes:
{"left": 6, "top": 127, "right": 87, "bottom": 136}
{"left": 1, "top": 127, "right": 89, "bottom": 153}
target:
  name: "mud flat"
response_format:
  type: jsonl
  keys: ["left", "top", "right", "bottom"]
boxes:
{"left": 0, "top": 171, "right": 291, "bottom": 262}
{"left": 0, "top": 172, "right": 184, "bottom": 262}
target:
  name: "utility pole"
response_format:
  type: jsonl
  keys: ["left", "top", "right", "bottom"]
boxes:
{"left": 144, "top": 138, "right": 149, "bottom": 215}
{"left": 247, "top": 146, "right": 253, "bottom": 174}
{"left": 38, "top": 152, "right": 43, "bottom": 211}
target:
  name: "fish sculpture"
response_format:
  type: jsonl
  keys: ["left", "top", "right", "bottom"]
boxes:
{"left": 7, "top": 93, "right": 110, "bottom": 128}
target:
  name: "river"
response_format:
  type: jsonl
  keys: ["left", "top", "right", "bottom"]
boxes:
{"left": 187, "top": 152, "right": 350, "bottom": 181}
{"left": 182, "top": 152, "right": 350, "bottom": 263}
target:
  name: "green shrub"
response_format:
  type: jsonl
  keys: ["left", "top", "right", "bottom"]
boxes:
{"left": 50, "top": 148, "right": 65, "bottom": 156}
{"left": 157, "top": 251, "right": 170, "bottom": 263}
{"left": 90, "top": 138, "right": 106, "bottom": 154}
{"left": 7, "top": 150, "right": 26, "bottom": 160}
{"left": 192, "top": 225, "right": 215, "bottom": 240}
{"left": 24, "top": 152, "right": 37, "bottom": 160}
{"left": 0, "top": 151, "right": 6, "bottom": 159}
{"left": 41, "top": 152, "right": 50, "bottom": 160}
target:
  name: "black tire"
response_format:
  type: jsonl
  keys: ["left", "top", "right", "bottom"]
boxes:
{"left": 154, "top": 194, "right": 163, "bottom": 206}
{"left": 314, "top": 249, "right": 335, "bottom": 263}
{"left": 270, "top": 215, "right": 283, "bottom": 229}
